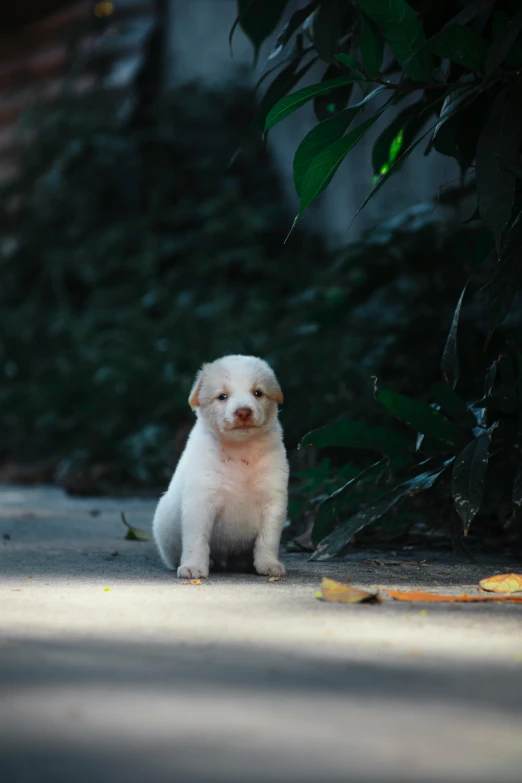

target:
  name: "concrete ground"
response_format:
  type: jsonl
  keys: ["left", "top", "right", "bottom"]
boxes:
{"left": 1, "top": 485, "right": 522, "bottom": 783}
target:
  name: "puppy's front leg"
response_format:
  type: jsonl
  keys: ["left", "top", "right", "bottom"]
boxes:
{"left": 178, "top": 497, "right": 216, "bottom": 579}
{"left": 254, "top": 498, "right": 287, "bottom": 578}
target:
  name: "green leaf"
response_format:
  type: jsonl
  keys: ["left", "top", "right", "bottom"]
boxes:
{"left": 372, "top": 106, "right": 409, "bottom": 177}
{"left": 311, "top": 460, "right": 453, "bottom": 560}
{"left": 359, "top": 8, "right": 384, "bottom": 76}
{"left": 428, "top": 23, "right": 488, "bottom": 72}
{"left": 352, "top": 81, "right": 483, "bottom": 229}
{"left": 336, "top": 53, "right": 360, "bottom": 70}
{"left": 431, "top": 79, "right": 482, "bottom": 161}
{"left": 230, "top": 57, "right": 316, "bottom": 165}
{"left": 349, "top": 126, "right": 433, "bottom": 230}
{"left": 257, "top": 59, "right": 314, "bottom": 128}
{"left": 301, "top": 418, "right": 409, "bottom": 454}
{"left": 121, "top": 511, "right": 152, "bottom": 542}
{"left": 476, "top": 78, "right": 522, "bottom": 248}
{"left": 233, "top": 0, "right": 289, "bottom": 64}
{"left": 485, "top": 6, "right": 522, "bottom": 79}
{"left": 487, "top": 209, "right": 522, "bottom": 344}
{"left": 452, "top": 432, "right": 491, "bottom": 534}
{"left": 313, "top": 0, "right": 348, "bottom": 64}
{"left": 313, "top": 65, "right": 354, "bottom": 121}
{"left": 311, "top": 460, "right": 383, "bottom": 546}
{"left": 294, "top": 85, "right": 387, "bottom": 194}
{"left": 430, "top": 382, "right": 477, "bottom": 428}
{"left": 376, "top": 389, "right": 469, "bottom": 446}
{"left": 400, "top": 0, "right": 496, "bottom": 79}
{"left": 265, "top": 74, "right": 366, "bottom": 130}
{"left": 254, "top": 60, "right": 289, "bottom": 95}
{"left": 371, "top": 98, "right": 427, "bottom": 178}
{"left": 513, "top": 460, "right": 522, "bottom": 507}
{"left": 356, "top": 0, "right": 431, "bottom": 82}
{"left": 440, "top": 285, "right": 466, "bottom": 390}
{"left": 268, "top": 0, "right": 320, "bottom": 61}
{"left": 294, "top": 109, "right": 359, "bottom": 196}
{"left": 298, "top": 111, "right": 383, "bottom": 215}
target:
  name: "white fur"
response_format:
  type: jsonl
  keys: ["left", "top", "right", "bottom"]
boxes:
{"left": 152, "top": 355, "right": 289, "bottom": 578}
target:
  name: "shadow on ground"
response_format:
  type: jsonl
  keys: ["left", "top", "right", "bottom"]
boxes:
{"left": 2, "top": 485, "right": 522, "bottom": 782}
{"left": 1, "top": 634, "right": 522, "bottom": 783}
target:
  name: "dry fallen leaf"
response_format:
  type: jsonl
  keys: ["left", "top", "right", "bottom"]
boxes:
{"left": 268, "top": 576, "right": 281, "bottom": 582}
{"left": 479, "top": 573, "right": 522, "bottom": 593}
{"left": 120, "top": 511, "right": 153, "bottom": 542}
{"left": 182, "top": 579, "right": 202, "bottom": 585}
{"left": 387, "top": 589, "right": 522, "bottom": 603}
{"left": 318, "top": 577, "right": 382, "bottom": 604}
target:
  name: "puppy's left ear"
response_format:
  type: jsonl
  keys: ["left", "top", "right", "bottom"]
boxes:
{"left": 272, "top": 385, "right": 284, "bottom": 405}
{"left": 189, "top": 367, "right": 205, "bottom": 409}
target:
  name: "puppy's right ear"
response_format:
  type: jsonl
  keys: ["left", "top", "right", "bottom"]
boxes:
{"left": 188, "top": 367, "right": 205, "bottom": 409}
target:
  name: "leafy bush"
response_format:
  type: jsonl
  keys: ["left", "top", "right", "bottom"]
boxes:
{"left": 233, "top": 0, "right": 522, "bottom": 553}
{"left": 0, "top": 85, "right": 325, "bottom": 488}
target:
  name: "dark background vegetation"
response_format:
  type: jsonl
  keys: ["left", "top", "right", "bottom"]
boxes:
{"left": 2, "top": 0, "right": 522, "bottom": 558}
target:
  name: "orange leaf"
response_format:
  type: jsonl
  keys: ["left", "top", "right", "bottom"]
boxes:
{"left": 479, "top": 573, "right": 522, "bottom": 593}
{"left": 319, "top": 577, "right": 382, "bottom": 604}
{"left": 387, "top": 589, "right": 522, "bottom": 603}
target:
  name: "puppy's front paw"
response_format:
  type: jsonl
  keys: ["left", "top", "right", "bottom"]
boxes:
{"left": 177, "top": 564, "right": 209, "bottom": 579}
{"left": 255, "top": 560, "right": 286, "bottom": 578}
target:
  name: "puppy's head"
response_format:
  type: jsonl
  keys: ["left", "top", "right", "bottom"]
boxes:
{"left": 188, "top": 355, "right": 283, "bottom": 441}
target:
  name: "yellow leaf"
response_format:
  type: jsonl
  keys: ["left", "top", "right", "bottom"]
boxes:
{"left": 182, "top": 579, "right": 201, "bottom": 585}
{"left": 104, "top": 588, "right": 110, "bottom": 592}
{"left": 268, "top": 576, "right": 281, "bottom": 582}
{"left": 387, "top": 588, "right": 522, "bottom": 603}
{"left": 318, "top": 577, "right": 382, "bottom": 605}
{"left": 479, "top": 572, "right": 522, "bottom": 593}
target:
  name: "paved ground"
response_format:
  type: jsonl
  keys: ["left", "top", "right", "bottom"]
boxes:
{"left": 1, "top": 485, "right": 522, "bottom": 783}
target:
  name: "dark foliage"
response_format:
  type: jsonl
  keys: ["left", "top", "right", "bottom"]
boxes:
{"left": 0, "top": 85, "right": 324, "bottom": 487}
{"left": 232, "top": 0, "right": 522, "bottom": 554}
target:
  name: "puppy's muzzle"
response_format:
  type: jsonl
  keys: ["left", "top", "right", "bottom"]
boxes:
{"left": 235, "top": 407, "right": 253, "bottom": 423}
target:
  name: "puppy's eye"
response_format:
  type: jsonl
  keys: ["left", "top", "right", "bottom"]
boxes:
{"left": 217, "top": 393, "right": 228, "bottom": 401}
{"left": 253, "top": 389, "right": 264, "bottom": 398}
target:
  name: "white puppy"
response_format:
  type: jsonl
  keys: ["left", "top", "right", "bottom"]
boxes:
{"left": 152, "top": 355, "right": 288, "bottom": 578}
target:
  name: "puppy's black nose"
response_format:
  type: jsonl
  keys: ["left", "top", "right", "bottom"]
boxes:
{"left": 235, "top": 407, "right": 253, "bottom": 421}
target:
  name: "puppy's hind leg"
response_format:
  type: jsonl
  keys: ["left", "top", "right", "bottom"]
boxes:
{"left": 152, "top": 493, "right": 182, "bottom": 571}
